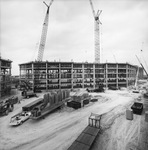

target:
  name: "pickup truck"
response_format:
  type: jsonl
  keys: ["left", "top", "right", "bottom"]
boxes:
{"left": 9, "top": 111, "right": 31, "bottom": 126}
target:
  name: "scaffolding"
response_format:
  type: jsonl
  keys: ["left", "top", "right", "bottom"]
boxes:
{"left": 0, "top": 58, "right": 12, "bottom": 98}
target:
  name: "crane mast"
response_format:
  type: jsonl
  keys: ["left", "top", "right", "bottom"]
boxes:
{"left": 136, "top": 55, "right": 148, "bottom": 78}
{"left": 89, "top": 0, "right": 102, "bottom": 63}
{"left": 37, "top": 0, "right": 54, "bottom": 61}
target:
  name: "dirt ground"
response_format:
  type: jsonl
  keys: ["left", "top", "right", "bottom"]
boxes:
{"left": 0, "top": 82, "right": 148, "bottom": 150}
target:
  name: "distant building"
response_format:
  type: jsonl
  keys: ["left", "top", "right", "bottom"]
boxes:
{"left": 19, "top": 61, "right": 143, "bottom": 90}
{"left": 0, "top": 58, "right": 12, "bottom": 98}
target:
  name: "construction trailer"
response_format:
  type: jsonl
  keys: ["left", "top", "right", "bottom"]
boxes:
{"left": 19, "top": 61, "right": 143, "bottom": 91}
{"left": 0, "top": 58, "right": 12, "bottom": 98}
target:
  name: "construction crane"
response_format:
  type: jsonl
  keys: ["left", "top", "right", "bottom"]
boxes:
{"left": 37, "top": 0, "right": 54, "bottom": 61}
{"left": 136, "top": 55, "right": 148, "bottom": 78}
{"left": 89, "top": 0, "right": 102, "bottom": 63}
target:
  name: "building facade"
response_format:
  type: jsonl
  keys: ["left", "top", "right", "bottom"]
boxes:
{"left": 0, "top": 58, "right": 12, "bottom": 98}
{"left": 19, "top": 61, "right": 142, "bottom": 90}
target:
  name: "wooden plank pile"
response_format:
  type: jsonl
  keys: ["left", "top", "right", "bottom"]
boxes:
{"left": 67, "top": 91, "right": 90, "bottom": 109}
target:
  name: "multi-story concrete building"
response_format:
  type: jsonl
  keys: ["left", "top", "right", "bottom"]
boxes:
{"left": 0, "top": 58, "right": 12, "bottom": 98}
{"left": 19, "top": 61, "right": 143, "bottom": 91}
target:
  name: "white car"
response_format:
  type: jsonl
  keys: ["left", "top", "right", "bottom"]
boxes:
{"left": 10, "top": 111, "right": 31, "bottom": 126}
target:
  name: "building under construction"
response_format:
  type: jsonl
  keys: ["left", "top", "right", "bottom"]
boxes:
{"left": 19, "top": 1, "right": 143, "bottom": 92}
{"left": 19, "top": 61, "right": 143, "bottom": 91}
{"left": 0, "top": 58, "right": 12, "bottom": 98}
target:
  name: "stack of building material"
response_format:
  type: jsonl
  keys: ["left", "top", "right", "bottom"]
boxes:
{"left": 67, "top": 91, "right": 90, "bottom": 109}
{"left": 67, "top": 101, "right": 81, "bottom": 109}
{"left": 57, "top": 90, "right": 62, "bottom": 102}
{"left": 62, "top": 90, "right": 66, "bottom": 100}
{"left": 71, "top": 91, "right": 89, "bottom": 102}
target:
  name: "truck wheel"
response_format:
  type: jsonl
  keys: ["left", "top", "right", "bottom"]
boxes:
{"left": 20, "top": 121, "right": 23, "bottom": 125}
{"left": 11, "top": 106, "right": 14, "bottom": 112}
{"left": 5, "top": 110, "right": 9, "bottom": 115}
{"left": 9, "top": 107, "right": 12, "bottom": 112}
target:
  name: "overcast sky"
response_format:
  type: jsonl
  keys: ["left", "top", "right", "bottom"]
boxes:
{"left": 0, "top": 0, "right": 148, "bottom": 75}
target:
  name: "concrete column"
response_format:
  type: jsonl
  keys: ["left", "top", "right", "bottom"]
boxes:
{"left": 32, "top": 63, "right": 34, "bottom": 90}
{"left": 126, "top": 63, "right": 128, "bottom": 87}
{"left": 82, "top": 64, "right": 84, "bottom": 88}
{"left": 9, "top": 62, "right": 11, "bottom": 76}
{"left": 0, "top": 60, "right": 1, "bottom": 98}
{"left": 71, "top": 63, "right": 73, "bottom": 90}
{"left": 93, "top": 64, "right": 95, "bottom": 89}
{"left": 19, "top": 65, "right": 21, "bottom": 86}
{"left": 46, "top": 62, "right": 48, "bottom": 91}
{"left": 116, "top": 63, "right": 118, "bottom": 89}
{"left": 59, "top": 63, "right": 61, "bottom": 89}
{"left": 105, "top": 63, "right": 108, "bottom": 89}
{"left": 25, "top": 64, "right": 27, "bottom": 80}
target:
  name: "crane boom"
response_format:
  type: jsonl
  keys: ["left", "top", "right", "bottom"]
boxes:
{"left": 89, "top": 0, "right": 95, "bottom": 18}
{"left": 89, "top": 0, "right": 102, "bottom": 63}
{"left": 136, "top": 55, "right": 148, "bottom": 78}
{"left": 37, "top": 0, "right": 54, "bottom": 61}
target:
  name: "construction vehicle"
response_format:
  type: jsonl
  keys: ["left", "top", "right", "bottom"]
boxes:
{"left": 22, "top": 90, "right": 37, "bottom": 99}
{"left": 20, "top": 80, "right": 37, "bottom": 98}
{"left": 20, "top": 80, "right": 32, "bottom": 91}
{"left": 87, "top": 81, "right": 104, "bottom": 92}
{"left": 0, "top": 96, "right": 18, "bottom": 116}
{"left": 9, "top": 111, "right": 31, "bottom": 126}
{"left": 9, "top": 98, "right": 43, "bottom": 126}
{"left": 108, "top": 86, "right": 119, "bottom": 90}
{"left": 30, "top": 90, "right": 70, "bottom": 119}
